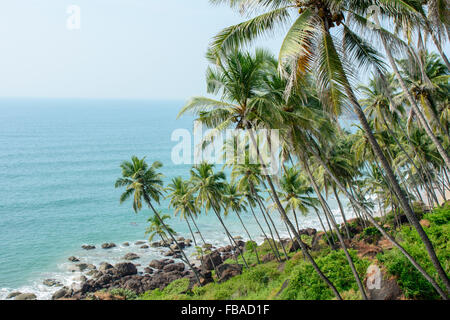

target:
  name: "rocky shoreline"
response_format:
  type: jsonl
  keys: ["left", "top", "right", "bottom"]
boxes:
{"left": 4, "top": 235, "right": 251, "bottom": 300}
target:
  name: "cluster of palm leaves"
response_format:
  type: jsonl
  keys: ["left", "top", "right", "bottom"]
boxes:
{"left": 115, "top": 0, "right": 449, "bottom": 300}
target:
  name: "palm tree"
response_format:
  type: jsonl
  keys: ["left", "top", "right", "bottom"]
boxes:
{"left": 166, "top": 177, "right": 199, "bottom": 246}
{"left": 146, "top": 213, "right": 175, "bottom": 245}
{"left": 190, "top": 162, "right": 250, "bottom": 268}
{"left": 115, "top": 156, "right": 201, "bottom": 284}
{"left": 397, "top": 51, "right": 449, "bottom": 137}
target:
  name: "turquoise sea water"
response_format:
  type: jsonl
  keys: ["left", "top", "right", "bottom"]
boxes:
{"left": 0, "top": 99, "right": 349, "bottom": 299}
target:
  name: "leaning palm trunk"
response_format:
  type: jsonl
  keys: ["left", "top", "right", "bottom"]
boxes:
{"left": 248, "top": 201, "right": 281, "bottom": 261}
{"left": 250, "top": 184, "right": 283, "bottom": 260}
{"left": 208, "top": 199, "right": 249, "bottom": 268}
{"left": 189, "top": 215, "right": 220, "bottom": 277}
{"left": 307, "top": 145, "right": 449, "bottom": 299}
{"left": 148, "top": 202, "right": 201, "bottom": 285}
{"left": 313, "top": 207, "right": 333, "bottom": 248}
{"left": 235, "top": 210, "right": 261, "bottom": 264}
{"left": 247, "top": 125, "right": 342, "bottom": 300}
{"left": 260, "top": 200, "right": 290, "bottom": 260}
{"left": 185, "top": 216, "right": 197, "bottom": 247}
{"left": 301, "top": 154, "right": 368, "bottom": 300}
{"left": 332, "top": 186, "right": 351, "bottom": 239}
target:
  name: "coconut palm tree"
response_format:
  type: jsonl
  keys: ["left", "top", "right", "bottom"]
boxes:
{"left": 190, "top": 162, "right": 250, "bottom": 268}
{"left": 166, "top": 177, "right": 199, "bottom": 246}
{"left": 115, "top": 156, "right": 201, "bottom": 284}
{"left": 146, "top": 214, "right": 175, "bottom": 245}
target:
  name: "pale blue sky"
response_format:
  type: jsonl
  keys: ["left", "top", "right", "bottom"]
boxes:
{"left": 0, "top": 0, "right": 282, "bottom": 100}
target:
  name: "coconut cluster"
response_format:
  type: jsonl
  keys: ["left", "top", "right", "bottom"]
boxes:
{"left": 296, "top": 0, "right": 345, "bottom": 28}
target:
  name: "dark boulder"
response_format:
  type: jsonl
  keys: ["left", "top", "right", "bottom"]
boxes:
{"left": 123, "top": 253, "right": 140, "bottom": 261}
{"left": 217, "top": 264, "right": 243, "bottom": 282}
{"left": 98, "top": 262, "right": 114, "bottom": 273}
{"left": 68, "top": 256, "right": 80, "bottom": 262}
{"left": 163, "top": 262, "right": 185, "bottom": 273}
{"left": 201, "top": 251, "right": 222, "bottom": 271}
{"left": 101, "top": 243, "right": 116, "bottom": 249}
{"left": 81, "top": 245, "right": 96, "bottom": 250}
{"left": 114, "top": 262, "right": 138, "bottom": 277}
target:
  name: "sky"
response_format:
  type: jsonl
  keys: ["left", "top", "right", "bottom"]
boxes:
{"left": 0, "top": 0, "right": 283, "bottom": 100}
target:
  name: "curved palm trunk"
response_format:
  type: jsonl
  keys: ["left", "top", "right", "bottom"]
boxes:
{"left": 189, "top": 214, "right": 220, "bottom": 277}
{"left": 184, "top": 216, "right": 197, "bottom": 247}
{"left": 208, "top": 200, "right": 249, "bottom": 269}
{"left": 332, "top": 186, "right": 351, "bottom": 239}
{"left": 235, "top": 211, "right": 261, "bottom": 264}
{"left": 248, "top": 200, "right": 280, "bottom": 261}
{"left": 302, "top": 155, "right": 368, "bottom": 300}
{"left": 247, "top": 126, "right": 342, "bottom": 300}
{"left": 148, "top": 202, "right": 201, "bottom": 285}
{"left": 313, "top": 207, "right": 333, "bottom": 248}
{"left": 251, "top": 185, "right": 283, "bottom": 261}
{"left": 308, "top": 145, "right": 449, "bottom": 299}
{"left": 260, "top": 181, "right": 291, "bottom": 259}
{"left": 261, "top": 200, "right": 290, "bottom": 260}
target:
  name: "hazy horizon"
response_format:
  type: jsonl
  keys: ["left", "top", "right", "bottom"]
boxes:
{"left": 0, "top": 1, "right": 282, "bottom": 101}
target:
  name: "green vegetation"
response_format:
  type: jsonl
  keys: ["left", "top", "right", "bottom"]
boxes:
{"left": 378, "top": 203, "right": 450, "bottom": 299}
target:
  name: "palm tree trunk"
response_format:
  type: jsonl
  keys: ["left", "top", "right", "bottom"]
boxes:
{"left": 189, "top": 214, "right": 220, "bottom": 277}
{"left": 250, "top": 184, "right": 283, "bottom": 260}
{"left": 247, "top": 126, "right": 343, "bottom": 300}
{"left": 314, "top": 207, "right": 333, "bottom": 248}
{"left": 248, "top": 200, "right": 281, "bottom": 261}
{"left": 236, "top": 211, "right": 261, "bottom": 264}
{"left": 184, "top": 216, "right": 197, "bottom": 247}
{"left": 261, "top": 201, "right": 290, "bottom": 260}
{"left": 332, "top": 186, "right": 351, "bottom": 239}
{"left": 148, "top": 202, "right": 202, "bottom": 285}
{"left": 209, "top": 200, "right": 249, "bottom": 269}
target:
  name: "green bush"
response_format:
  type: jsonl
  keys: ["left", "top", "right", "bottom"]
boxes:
{"left": 109, "top": 288, "right": 138, "bottom": 300}
{"left": 280, "top": 249, "right": 370, "bottom": 300}
{"left": 377, "top": 205, "right": 449, "bottom": 299}
{"left": 360, "top": 226, "right": 382, "bottom": 244}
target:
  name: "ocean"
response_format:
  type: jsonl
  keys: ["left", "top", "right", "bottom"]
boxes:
{"left": 0, "top": 99, "right": 349, "bottom": 299}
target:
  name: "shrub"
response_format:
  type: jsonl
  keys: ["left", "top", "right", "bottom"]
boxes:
{"left": 280, "top": 249, "right": 370, "bottom": 300}
{"left": 377, "top": 205, "right": 449, "bottom": 299}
